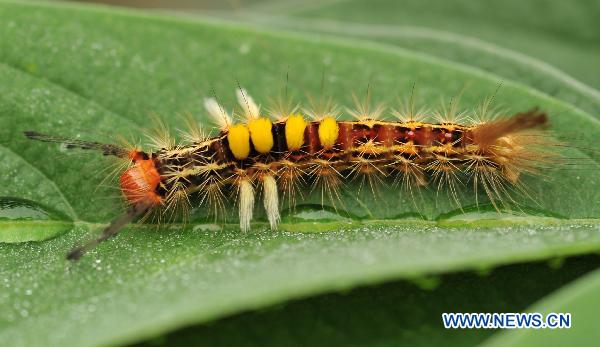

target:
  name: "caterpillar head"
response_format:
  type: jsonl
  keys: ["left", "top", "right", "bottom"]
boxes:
{"left": 120, "top": 151, "right": 162, "bottom": 206}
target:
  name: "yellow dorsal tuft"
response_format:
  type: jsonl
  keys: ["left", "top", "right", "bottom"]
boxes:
{"left": 318, "top": 116, "right": 339, "bottom": 150}
{"left": 285, "top": 114, "right": 306, "bottom": 151}
{"left": 227, "top": 124, "right": 251, "bottom": 160}
{"left": 248, "top": 117, "right": 274, "bottom": 154}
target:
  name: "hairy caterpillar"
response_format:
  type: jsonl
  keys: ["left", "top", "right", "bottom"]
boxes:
{"left": 25, "top": 88, "right": 555, "bottom": 260}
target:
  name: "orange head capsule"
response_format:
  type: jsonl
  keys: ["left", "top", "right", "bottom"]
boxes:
{"left": 120, "top": 151, "right": 162, "bottom": 206}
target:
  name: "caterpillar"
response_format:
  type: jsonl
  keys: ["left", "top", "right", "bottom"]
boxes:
{"left": 25, "top": 88, "right": 555, "bottom": 260}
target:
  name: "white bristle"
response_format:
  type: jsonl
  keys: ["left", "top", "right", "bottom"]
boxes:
{"left": 262, "top": 175, "right": 280, "bottom": 230}
{"left": 236, "top": 88, "right": 260, "bottom": 121}
{"left": 238, "top": 179, "right": 255, "bottom": 232}
{"left": 204, "top": 97, "right": 232, "bottom": 131}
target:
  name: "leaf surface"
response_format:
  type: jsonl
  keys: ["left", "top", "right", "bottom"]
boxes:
{"left": 483, "top": 266, "right": 600, "bottom": 346}
{"left": 0, "top": 2, "right": 598, "bottom": 346}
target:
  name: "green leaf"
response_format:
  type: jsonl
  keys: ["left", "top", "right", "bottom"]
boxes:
{"left": 265, "top": 0, "right": 600, "bottom": 92}
{"left": 482, "top": 266, "right": 600, "bottom": 347}
{"left": 226, "top": 0, "right": 600, "bottom": 118}
{"left": 1, "top": 3, "right": 598, "bottom": 221}
{"left": 0, "top": 197, "right": 73, "bottom": 242}
{"left": 1, "top": 220, "right": 600, "bottom": 346}
{"left": 137, "top": 256, "right": 600, "bottom": 347}
{"left": 0, "top": 1, "right": 599, "bottom": 346}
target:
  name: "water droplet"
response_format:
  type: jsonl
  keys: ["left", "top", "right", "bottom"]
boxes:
{"left": 436, "top": 204, "right": 563, "bottom": 225}
{"left": 0, "top": 197, "right": 66, "bottom": 221}
{"left": 0, "top": 197, "right": 72, "bottom": 243}
{"left": 192, "top": 224, "right": 221, "bottom": 232}
{"left": 410, "top": 276, "right": 441, "bottom": 291}
{"left": 547, "top": 257, "right": 565, "bottom": 269}
{"left": 239, "top": 43, "right": 251, "bottom": 54}
{"left": 285, "top": 205, "right": 352, "bottom": 222}
{"left": 294, "top": 209, "right": 345, "bottom": 221}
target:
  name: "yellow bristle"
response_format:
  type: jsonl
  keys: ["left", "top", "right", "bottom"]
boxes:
{"left": 248, "top": 117, "right": 274, "bottom": 154}
{"left": 227, "top": 124, "right": 251, "bottom": 160}
{"left": 285, "top": 114, "right": 306, "bottom": 151}
{"left": 318, "top": 116, "right": 338, "bottom": 150}
{"left": 308, "top": 159, "right": 344, "bottom": 210}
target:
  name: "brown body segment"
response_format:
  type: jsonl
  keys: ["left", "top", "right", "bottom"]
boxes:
{"left": 304, "top": 122, "right": 321, "bottom": 154}
{"left": 156, "top": 119, "right": 474, "bottom": 190}
{"left": 337, "top": 122, "right": 353, "bottom": 151}
{"left": 272, "top": 122, "right": 288, "bottom": 154}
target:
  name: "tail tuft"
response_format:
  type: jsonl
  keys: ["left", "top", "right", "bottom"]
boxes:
{"left": 470, "top": 108, "right": 548, "bottom": 148}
